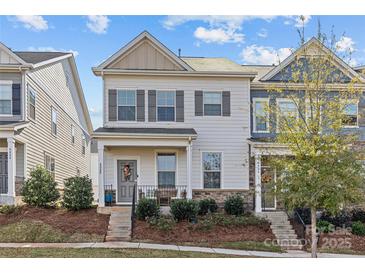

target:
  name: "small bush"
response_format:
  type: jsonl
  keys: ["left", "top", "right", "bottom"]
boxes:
{"left": 136, "top": 198, "right": 160, "bottom": 220}
{"left": 63, "top": 176, "right": 94, "bottom": 210}
{"left": 147, "top": 216, "right": 175, "bottom": 231}
{"left": 317, "top": 220, "right": 334, "bottom": 233}
{"left": 351, "top": 209, "right": 365, "bottom": 223}
{"left": 352, "top": 221, "right": 365, "bottom": 236}
{"left": 198, "top": 198, "right": 218, "bottom": 215}
{"left": 170, "top": 199, "right": 198, "bottom": 222}
{"left": 224, "top": 194, "right": 244, "bottom": 216}
{"left": 0, "top": 205, "right": 20, "bottom": 215}
{"left": 320, "top": 210, "right": 352, "bottom": 228}
{"left": 21, "top": 166, "right": 60, "bottom": 207}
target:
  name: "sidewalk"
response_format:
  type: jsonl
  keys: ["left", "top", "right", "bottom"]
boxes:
{"left": 0, "top": 241, "right": 364, "bottom": 258}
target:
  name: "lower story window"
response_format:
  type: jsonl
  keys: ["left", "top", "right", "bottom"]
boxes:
{"left": 44, "top": 153, "right": 55, "bottom": 180}
{"left": 157, "top": 153, "right": 176, "bottom": 187}
{"left": 203, "top": 152, "right": 222, "bottom": 188}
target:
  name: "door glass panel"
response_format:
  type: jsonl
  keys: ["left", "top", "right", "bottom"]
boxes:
{"left": 121, "top": 161, "right": 137, "bottom": 182}
{"left": 261, "top": 166, "right": 276, "bottom": 209}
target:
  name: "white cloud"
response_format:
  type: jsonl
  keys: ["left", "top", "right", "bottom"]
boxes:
{"left": 86, "top": 15, "right": 110, "bottom": 34}
{"left": 27, "top": 46, "right": 79, "bottom": 57}
{"left": 241, "top": 45, "right": 292, "bottom": 65}
{"left": 194, "top": 27, "right": 244, "bottom": 44}
{"left": 12, "top": 15, "right": 48, "bottom": 31}
{"left": 257, "top": 28, "right": 268, "bottom": 38}
{"left": 284, "top": 15, "right": 312, "bottom": 28}
{"left": 335, "top": 36, "right": 355, "bottom": 53}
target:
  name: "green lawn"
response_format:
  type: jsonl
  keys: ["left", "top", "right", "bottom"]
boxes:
{"left": 0, "top": 248, "right": 246, "bottom": 258}
{"left": 0, "top": 220, "right": 103, "bottom": 243}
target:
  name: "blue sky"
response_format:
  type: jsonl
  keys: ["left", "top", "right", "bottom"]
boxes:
{"left": 1, "top": 15, "right": 365, "bottom": 128}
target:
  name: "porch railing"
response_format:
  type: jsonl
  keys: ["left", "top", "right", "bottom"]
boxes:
{"left": 137, "top": 185, "right": 187, "bottom": 206}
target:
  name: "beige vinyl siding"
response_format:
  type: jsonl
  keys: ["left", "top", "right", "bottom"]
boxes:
{"left": 103, "top": 75, "right": 250, "bottom": 190}
{"left": 104, "top": 147, "right": 187, "bottom": 190}
{"left": 15, "top": 143, "right": 24, "bottom": 177}
{"left": 0, "top": 72, "right": 21, "bottom": 83}
{"left": 17, "top": 73, "right": 90, "bottom": 187}
{"left": 0, "top": 49, "right": 20, "bottom": 64}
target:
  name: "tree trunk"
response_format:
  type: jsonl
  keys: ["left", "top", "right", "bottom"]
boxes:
{"left": 311, "top": 207, "right": 318, "bottom": 258}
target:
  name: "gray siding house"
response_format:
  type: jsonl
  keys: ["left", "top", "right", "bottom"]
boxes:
{"left": 0, "top": 42, "right": 93, "bottom": 205}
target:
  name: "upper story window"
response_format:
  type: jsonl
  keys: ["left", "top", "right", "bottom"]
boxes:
{"left": 203, "top": 92, "right": 222, "bottom": 116}
{"left": 118, "top": 89, "right": 136, "bottom": 121}
{"left": 81, "top": 134, "right": 86, "bottom": 155}
{"left": 157, "top": 153, "right": 176, "bottom": 187}
{"left": 157, "top": 90, "right": 175, "bottom": 122}
{"left": 29, "top": 87, "right": 36, "bottom": 120}
{"left": 277, "top": 99, "right": 298, "bottom": 131}
{"left": 342, "top": 101, "right": 358, "bottom": 128}
{"left": 253, "top": 98, "right": 269, "bottom": 133}
{"left": 71, "top": 125, "right": 75, "bottom": 144}
{"left": 51, "top": 107, "right": 58, "bottom": 136}
{"left": 0, "top": 82, "right": 12, "bottom": 115}
{"left": 202, "top": 152, "right": 222, "bottom": 189}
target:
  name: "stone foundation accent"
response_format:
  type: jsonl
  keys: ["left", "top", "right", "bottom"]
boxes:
{"left": 192, "top": 189, "right": 254, "bottom": 210}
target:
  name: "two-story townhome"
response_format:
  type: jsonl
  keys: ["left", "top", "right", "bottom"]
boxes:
{"left": 0, "top": 42, "right": 93, "bottom": 205}
{"left": 92, "top": 31, "right": 257, "bottom": 208}
{"left": 246, "top": 38, "right": 365, "bottom": 213}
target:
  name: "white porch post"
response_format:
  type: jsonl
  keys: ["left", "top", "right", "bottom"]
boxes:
{"left": 7, "top": 137, "right": 16, "bottom": 199}
{"left": 254, "top": 153, "right": 262, "bottom": 213}
{"left": 98, "top": 143, "right": 105, "bottom": 207}
{"left": 186, "top": 143, "right": 192, "bottom": 199}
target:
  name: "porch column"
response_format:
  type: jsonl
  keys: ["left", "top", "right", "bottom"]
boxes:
{"left": 7, "top": 137, "right": 16, "bottom": 198}
{"left": 186, "top": 143, "right": 192, "bottom": 199}
{"left": 254, "top": 153, "right": 262, "bottom": 213}
{"left": 98, "top": 143, "right": 105, "bottom": 207}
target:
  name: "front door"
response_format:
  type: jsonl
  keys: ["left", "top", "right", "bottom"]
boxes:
{"left": 261, "top": 165, "right": 276, "bottom": 210}
{"left": 117, "top": 160, "right": 137, "bottom": 203}
{"left": 0, "top": 153, "right": 8, "bottom": 194}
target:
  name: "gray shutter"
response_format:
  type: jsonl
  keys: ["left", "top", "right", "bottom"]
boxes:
{"left": 222, "top": 91, "right": 231, "bottom": 116}
{"left": 176, "top": 90, "right": 184, "bottom": 122}
{"left": 12, "top": 84, "right": 21, "bottom": 115}
{"left": 148, "top": 90, "right": 156, "bottom": 122}
{"left": 136, "top": 90, "right": 145, "bottom": 122}
{"left": 108, "top": 89, "right": 117, "bottom": 121}
{"left": 195, "top": 90, "right": 203, "bottom": 116}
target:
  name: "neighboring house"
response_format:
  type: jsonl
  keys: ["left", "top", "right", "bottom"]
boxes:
{"left": 247, "top": 38, "right": 365, "bottom": 212}
{"left": 92, "top": 31, "right": 256, "bottom": 208}
{"left": 0, "top": 42, "right": 93, "bottom": 205}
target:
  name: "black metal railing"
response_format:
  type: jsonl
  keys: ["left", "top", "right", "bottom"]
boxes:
{"left": 131, "top": 183, "right": 137, "bottom": 238}
{"left": 290, "top": 209, "right": 307, "bottom": 240}
{"left": 137, "top": 185, "right": 187, "bottom": 206}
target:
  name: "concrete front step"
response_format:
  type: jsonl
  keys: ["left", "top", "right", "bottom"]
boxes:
{"left": 105, "top": 236, "right": 131, "bottom": 241}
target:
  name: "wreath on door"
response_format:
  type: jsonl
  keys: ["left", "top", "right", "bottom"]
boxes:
{"left": 123, "top": 164, "right": 131, "bottom": 181}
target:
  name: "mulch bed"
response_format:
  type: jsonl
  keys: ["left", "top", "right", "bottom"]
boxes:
{"left": 0, "top": 206, "right": 109, "bottom": 235}
{"left": 133, "top": 220, "right": 274, "bottom": 244}
{"left": 317, "top": 232, "right": 365, "bottom": 252}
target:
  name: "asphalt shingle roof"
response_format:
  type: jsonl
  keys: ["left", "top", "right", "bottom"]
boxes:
{"left": 14, "top": 51, "right": 70, "bottom": 64}
{"left": 181, "top": 57, "right": 255, "bottom": 73}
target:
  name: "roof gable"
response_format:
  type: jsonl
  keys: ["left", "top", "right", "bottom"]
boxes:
{"left": 261, "top": 38, "right": 361, "bottom": 83}
{"left": 98, "top": 31, "right": 192, "bottom": 71}
{"left": 0, "top": 42, "right": 27, "bottom": 65}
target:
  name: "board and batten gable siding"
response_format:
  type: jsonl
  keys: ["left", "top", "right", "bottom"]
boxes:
{"left": 103, "top": 75, "right": 250, "bottom": 190}
{"left": 26, "top": 58, "right": 88, "bottom": 132}
{"left": 17, "top": 73, "right": 90, "bottom": 186}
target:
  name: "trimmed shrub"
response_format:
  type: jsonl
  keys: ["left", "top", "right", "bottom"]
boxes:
{"left": 320, "top": 210, "right": 352, "bottom": 228}
{"left": 0, "top": 205, "right": 20, "bottom": 215}
{"left": 63, "top": 176, "right": 94, "bottom": 210}
{"left": 352, "top": 221, "right": 365, "bottom": 236}
{"left": 21, "top": 166, "right": 60, "bottom": 207}
{"left": 136, "top": 198, "right": 160, "bottom": 220}
{"left": 170, "top": 199, "right": 198, "bottom": 222}
{"left": 147, "top": 216, "right": 175, "bottom": 231}
{"left": 351, "top": 209, "right": 365, "bottom": 223}
{"left": 224, "top": 194, "right": 244, "bottom": 216}
{"left": 317, "top": 220, "right": 334, "bottom": 233}
{"left": 198, "top": 198, "right": 218, "bottom": 215}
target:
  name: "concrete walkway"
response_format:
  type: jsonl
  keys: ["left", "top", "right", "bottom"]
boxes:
{"left": 0, "top": 242, "right": 364, "bottom": 258}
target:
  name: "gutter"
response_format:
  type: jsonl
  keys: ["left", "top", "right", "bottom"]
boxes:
{"left": 92, "top": 132, "right": 198, "bottom": 140}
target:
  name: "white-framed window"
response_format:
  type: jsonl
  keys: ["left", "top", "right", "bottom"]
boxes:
{"left": 157, "top": 153, "right": 176, "bottom": 187}
{"left": 44, "top": 153, "right": 55, "bottom": 180}
{"left": 253, "top": 98, "right": 269, "bottom": 133}
{"left": 71, "top": 125, "right": 75, "bottom": 144}
{"left": 51, "top": 107, "right": 58, "bottom": 136}
{"left": 202, "top": 152, "right": 222, "bottom": 189}
{"left": 29, "top": 87, "right": 36, "bottom": 120}
{"left": 157, "top": 90, "right": 175, "bottom": 122}
{"left": 277, "top": 99, "right": 298, "bottom": 132}
{"left": 117, "top": 89, "right": 136, "bottom": 121}
{"left": 203, "top": 91, "right": 222, "bottom": 116}
{"left": 342, "top": 100, "right": 358, "bottom": 128}
{"left": 81, "top": 134, "right": 86, "bottom": 155}
{"left": 0, "top": 82, "right": 12, "bottom": 115}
